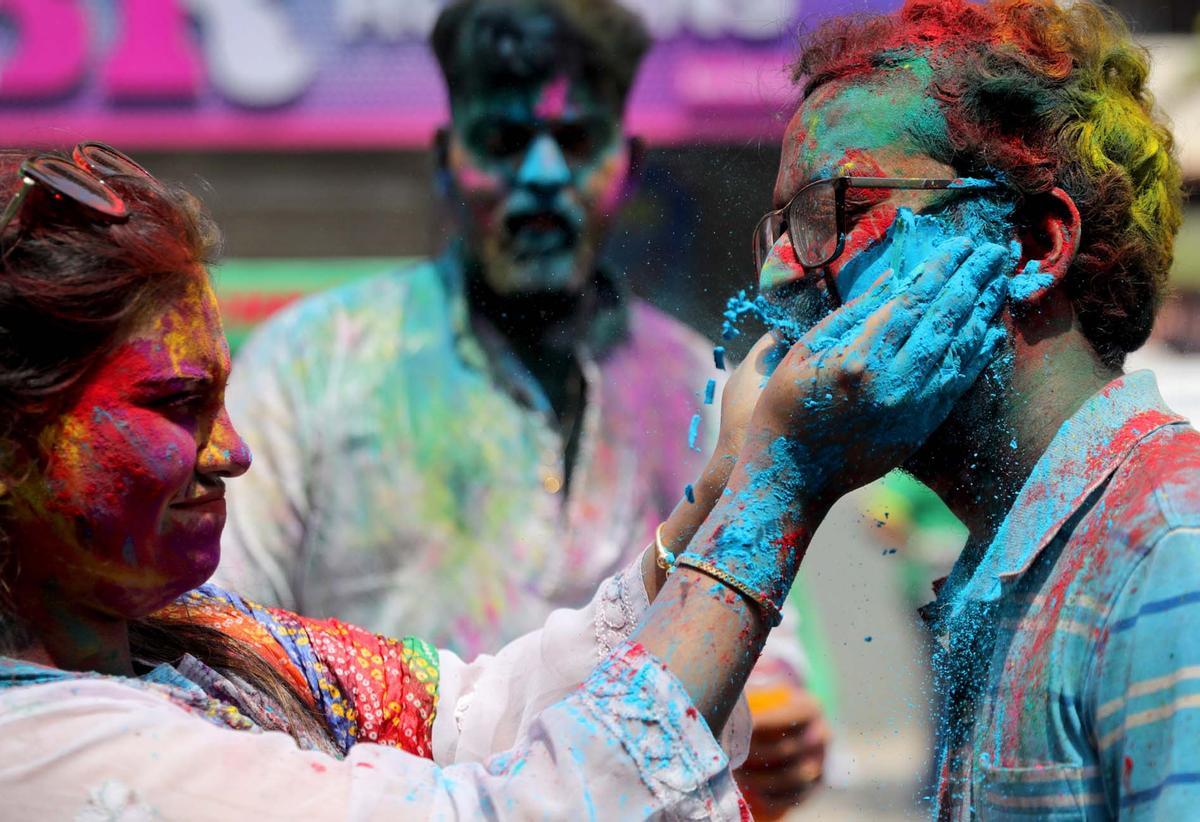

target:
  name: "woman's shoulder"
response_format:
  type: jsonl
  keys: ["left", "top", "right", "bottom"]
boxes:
{"left": 0, "top": 653, "right": 263, "bottom": 737}
{"left": 159, "top": 586, "right": 440, "bottom": 756}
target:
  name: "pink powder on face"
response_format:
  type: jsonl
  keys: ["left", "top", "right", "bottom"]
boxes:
{"left": 8, "top": 271, "right": 251, "bottom": 618}
{"left": 581, "top": 144, "right": 631, "bottom": 220}
{"left": 533, "top": 75, "right": 571, "bottom": 120}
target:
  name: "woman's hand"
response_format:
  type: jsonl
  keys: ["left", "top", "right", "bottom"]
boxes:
{"left": 635, "top": 237, "right": 1015, "bottom": 746}
{"left": 703, "top": 332, "right": 789, "bottom": 494}
{"left": 673, "top": 238, "right": 1014, "bottom": 623}
{"left": 647, "top": 332, "right": 791, "bottom": 579}
{"left": 744, "top": 238, "right": 1013, "bottom": 510}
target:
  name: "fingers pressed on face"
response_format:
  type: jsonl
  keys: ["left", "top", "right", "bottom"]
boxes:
{"left": 839, "top": 237, "right": 976, "bottom": 365}
{"left": 796, "top": 265, "right": 896, "bottom": 359}
{"left": 892, "top": 242, "right": 1009, "bottom": 378}
{"left": 934, "top": 274, "right": 1010, "bottom": 385}
{"left": 947, "top": 318, "right": 1009, "bottom": 397}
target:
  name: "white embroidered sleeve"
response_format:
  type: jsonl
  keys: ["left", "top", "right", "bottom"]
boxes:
{"left": 433, "top": 557, "right": 750, "bottom": 768}
{"left": 0, "top": 644, "right": 745, "bottom": 819}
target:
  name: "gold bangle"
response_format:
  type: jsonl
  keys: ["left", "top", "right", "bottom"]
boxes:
{"left": 673, "top": 553, "right": 784, "bottom": 627}
{"left": 654, "top": 522, "right": 676, "bottom": 572}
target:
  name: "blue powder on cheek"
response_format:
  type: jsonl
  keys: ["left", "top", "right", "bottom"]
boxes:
{"left": 835, "top": 197, "right": 1019, "bottom": 305}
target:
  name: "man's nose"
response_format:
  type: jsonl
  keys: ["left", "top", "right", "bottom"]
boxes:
{"left": 515, "top": 133, "right": 571, "bottom": 195}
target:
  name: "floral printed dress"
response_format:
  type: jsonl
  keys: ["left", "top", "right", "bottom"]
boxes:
{"left": 0, "top": 584, "right": 439, "bottom": 759}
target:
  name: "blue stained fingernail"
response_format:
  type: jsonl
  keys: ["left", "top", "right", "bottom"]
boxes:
{"left": 713, "top": 347, "right": 726, "bottom": 370}
{"left": 684, "top": 483, "right": 695, "bottom": 503}
{"left": 703, "top": 379, "right": 716, "bottom": 405}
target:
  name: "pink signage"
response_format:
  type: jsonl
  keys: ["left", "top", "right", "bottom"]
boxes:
{"left": 0, "top": 0, "right": 898, "bottom": 149}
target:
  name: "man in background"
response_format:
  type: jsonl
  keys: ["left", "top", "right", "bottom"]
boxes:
{"left": 218, "top": 0, "right": 826, "bottom": 811}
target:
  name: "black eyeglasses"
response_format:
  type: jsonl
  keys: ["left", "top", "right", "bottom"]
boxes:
{"left": 753, "top": 175, "right": 1002, "bottom": 304}
{"left": 0, "top": 142, "right": 153, "bottom": 235}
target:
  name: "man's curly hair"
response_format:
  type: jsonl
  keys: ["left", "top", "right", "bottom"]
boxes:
{"left": 794, "top": 0, "right": 1183, "bottom": 368}
{"left": 432, "top": 0, "right": 650, "bottom": 110}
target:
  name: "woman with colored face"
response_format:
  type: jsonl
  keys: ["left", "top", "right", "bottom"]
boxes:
{"left": 0, "top": 144, "right": 1009, "bottom": 817}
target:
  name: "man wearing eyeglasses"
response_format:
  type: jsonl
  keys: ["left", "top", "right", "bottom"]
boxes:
{"left": 217, "top": 0, "right": 827, "bottom": 812}
{"left": 740, "top": 0, "right": 1197, "bottom": 816}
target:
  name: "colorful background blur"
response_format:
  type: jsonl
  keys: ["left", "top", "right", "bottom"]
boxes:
{"left": 3, "top": 0, "right": 1197, "bottom": 817}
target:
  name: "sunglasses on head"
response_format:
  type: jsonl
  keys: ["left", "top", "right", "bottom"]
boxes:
{"left": 0, "top": 142, "right": 153, "bottom": 235}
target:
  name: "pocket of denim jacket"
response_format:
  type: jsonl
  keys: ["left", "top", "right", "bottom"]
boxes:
{"left": 976, "top": 763, "right": 1105, "bottom": 820}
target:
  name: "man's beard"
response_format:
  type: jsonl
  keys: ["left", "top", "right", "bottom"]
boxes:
{"left": 757, "top": 280, "right": 838, "bottom": 345}
{"left": 902, "top": 335, "right": 1018, "bottom": 499}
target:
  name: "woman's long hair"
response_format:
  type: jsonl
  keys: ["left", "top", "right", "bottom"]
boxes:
{"left": 0, "top": 150, "right": 336, "bottom": 752}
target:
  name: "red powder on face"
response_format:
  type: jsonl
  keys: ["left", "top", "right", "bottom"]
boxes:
{"left": 6, "top": 274, "right": 251, "bottom": 619}
{"left": 829, "top": 204, "right": 900, "bottom": 289}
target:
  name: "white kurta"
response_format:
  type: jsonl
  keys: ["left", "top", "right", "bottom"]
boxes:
{"left": 0, "top": 561, "right": 750, "bottom": 819}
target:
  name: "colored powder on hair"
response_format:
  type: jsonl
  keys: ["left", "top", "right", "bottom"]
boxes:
{"left": 948, "top": 177, "right": 1004, "bottom": 190}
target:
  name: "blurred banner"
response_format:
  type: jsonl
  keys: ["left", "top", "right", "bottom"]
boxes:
{"left": 0, "top": 0, "right": 904, "bottom": 149}
{"left": 214, "top": 257, "right": 405, "bottom": 351}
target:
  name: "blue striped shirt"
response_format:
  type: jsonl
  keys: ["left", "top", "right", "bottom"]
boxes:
{"left": 926, "top": 371, "right": 1200, "bottom": 819}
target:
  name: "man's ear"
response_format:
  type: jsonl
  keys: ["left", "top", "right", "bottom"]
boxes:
{"left": 1010, "top": 187, "right": 1081, "bottom": 306}
{"left": 433, "top": 127, "right": 453, "bottom": 198}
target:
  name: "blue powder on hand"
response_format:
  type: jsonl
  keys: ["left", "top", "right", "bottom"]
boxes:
{"left": 1008, "top": 260, "right": 1054, "bottom": 302}
{"left": 703, "top": 379, "right": 716, "bottom": 406}
{"left": 687, "top": 414, "right": 701, "bottom": 452}
{"left": 713, "top": 346, "right": 726, "bottom": 371}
